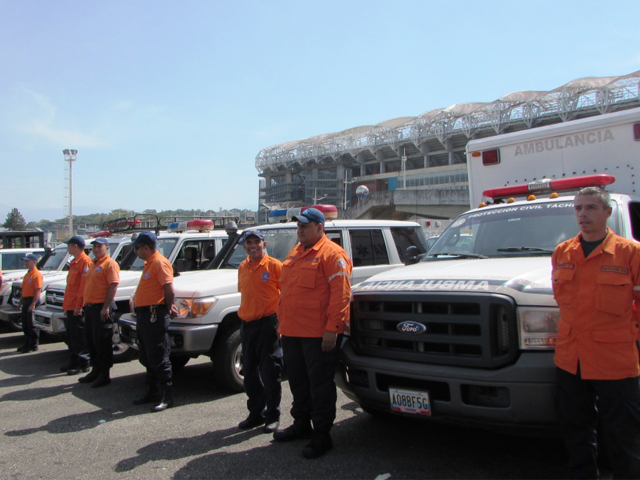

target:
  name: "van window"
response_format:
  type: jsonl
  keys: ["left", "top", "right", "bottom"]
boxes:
{"left": 391, "top": 227, "right": 427, "bottom": 263}
{"left": 629, "top": 202, "right": 640, "bottom": 241}
{"left": 174, "top": 240, "right": 217, "bottom": 272}
{"left": 349, "top": 229, "right": 389, "bottom": 267}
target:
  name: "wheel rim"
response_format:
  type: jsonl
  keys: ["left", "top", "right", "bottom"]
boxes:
{"left": 233, "top": 343, "right": 243, "bottom": 380}
{"left": 112, "top": 325, "right": 128, "bottom": 354}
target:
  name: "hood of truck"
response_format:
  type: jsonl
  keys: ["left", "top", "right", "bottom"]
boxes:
{"left": 172, "top": 269, "right": 239, "bottom": 298}
{"left": 354, "top": 256, "right": 556, "bottom": 307}
{"left": 14, "top": 271, "right": 69, "bottom": 288}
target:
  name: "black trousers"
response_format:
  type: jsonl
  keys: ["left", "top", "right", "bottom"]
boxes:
{"left": 84, "top": 304, "right": 114, "bottom": 372}
{"left": 65, "top": 310, "right": 89, "bottom": 367}
{"left": 556, "top": 367, "right": 640, "bottom": 479}
{"left": 20, "top": 297, "right": 39, "bottom": 348}
{"left": 281, "top": 335, "right": 342, "bottom": 434}
{"left": 241, "top": 314, "right": 283, "bottom": 422}
{"left": 136, "top": 307, "right": 172, "bottom": 389}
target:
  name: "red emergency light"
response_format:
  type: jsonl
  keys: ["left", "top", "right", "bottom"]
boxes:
{"left": 483, "top": 174, "right": 616, "bottom": 200}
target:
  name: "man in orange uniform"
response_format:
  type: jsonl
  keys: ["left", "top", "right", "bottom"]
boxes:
{"left": 236, "top": 229, "right": 283, "bottom": 434}
{"left": 17, "top": 253, "right": 42, "bottom": 353}
{"left": 59, "top": 236, "right": 92, "bottom": 375}
{"left": 132, "top": 232, "right": 179, "bottom": 412}
{"left": 552, "top": 186, "right": 640, "bottom": 479}
{"left": 274, "top": 208, "right": 352, "bottom": 459}
{"left": 79, "top": 238, "right": 119, "bottom": 388}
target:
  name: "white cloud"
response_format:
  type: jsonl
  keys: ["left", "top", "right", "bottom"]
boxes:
{"left": 19, "top": 88, "right": 106, "bottom": 148}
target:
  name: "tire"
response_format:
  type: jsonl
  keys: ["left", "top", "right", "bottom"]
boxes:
{"left": 211, "top": 326, "right": 244, "bottom": 392}
{"left": 170, "top": 354, "right": 190, "bottom": 372}
{"left": 112, "top": 319, "right": 137, "bottom": 363}
{"left": 9, "top": 315, "right": 22, "bottom": 332}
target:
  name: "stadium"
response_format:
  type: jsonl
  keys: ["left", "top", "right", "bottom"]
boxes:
{"left": 255, "top": 71, "right": 640, "bottom": 225}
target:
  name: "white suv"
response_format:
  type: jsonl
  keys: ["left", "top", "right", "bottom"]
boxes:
{"left": 118, "top": 220, "right": 427, "bottom": 391}
{"left": 35, "top": 230, "right": 228, "bottom": 362}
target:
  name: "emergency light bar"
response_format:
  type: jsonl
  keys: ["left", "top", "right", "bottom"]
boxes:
{"left": 301, "top": 204, "right": 339, "bottom": 219}
{"left": 89, "top": 230, "right": 112, "bottom": 238}
{"left": 482, "top": 174, "right": 616, "bottom": 200}
{"left": 167, "top": 219, "right": 214, "bottom": 233}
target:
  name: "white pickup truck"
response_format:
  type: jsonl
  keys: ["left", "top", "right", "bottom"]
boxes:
{"left": 337, "top": 107, "right": 640, "bottom": 433}
{"left": 0, "top": 243, "right": 83, "bottom": 331}
{"left": 34, "top": 230, "right": 228, "bottom": 362}
{"left": 118, "top": 219, "right": 428, "bottom": 392}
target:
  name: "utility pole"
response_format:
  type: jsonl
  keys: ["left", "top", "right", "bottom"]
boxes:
{"left": 63, "top": 149, "right": 78, "bottom": 237}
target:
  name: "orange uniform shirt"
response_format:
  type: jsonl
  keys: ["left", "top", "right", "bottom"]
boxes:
{"left": 552, "top": 231, "right": 640, "bottom": 380}
{"left": 238, "top": 254, "right": 282, "bottom": 322}
{"left": 277, "top": 234, "right": 352, "bottom": 337}
{"left": 63, "top": 252, "right": 92, "bottom": 311}
{"left": 135, "top": 251, "right": 174, "bottom": 307}
{"left": 22, "top": 267, "right": 43, "bottom": 298}
{"left": 83, "top": 255, "right": 120, "bottom": 304}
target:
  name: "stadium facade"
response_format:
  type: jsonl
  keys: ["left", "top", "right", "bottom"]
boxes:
{"left": 255, "top": 71, "right": 640, "bottom": 221}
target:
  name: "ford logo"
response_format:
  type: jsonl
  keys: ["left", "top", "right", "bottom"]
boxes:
{"left": 397, "top": 321, "right": 427, "bottom": 334}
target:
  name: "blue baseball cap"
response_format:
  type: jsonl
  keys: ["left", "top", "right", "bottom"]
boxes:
{"left": 65, "top": 235, "right": 86, "bottom": 248}
{"left": 91, "top": 238, "right": 110, "bottom": 246}
{"left": 22, "top": 253, "right": 39, "bottom": 262}
{"left": 293, "top": 208, "right": 325, "bottom": 226}
{"left": 132, "top": 231, "right": 157, "bottom": 247}
{"left": 239, "top": 229, "right": 265, "bottom": 244}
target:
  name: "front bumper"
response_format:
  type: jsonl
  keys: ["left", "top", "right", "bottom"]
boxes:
{"left": 0, "top": 304, "right": 20, "bottom": 323}
{"left": 33, "top": 307, "right": 66, "bottom": 335}
{"left": 118, "top": 314, "right": 219, "bottom": 355}
{"left": 336, "top": 339, "right": 559, "bottom": 434}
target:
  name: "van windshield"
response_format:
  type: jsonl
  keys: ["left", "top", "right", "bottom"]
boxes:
{"left": 40, "top": 248, "right": 68, "bottom": 271}
{"left": 425, "top": 200, "right": 620, "bottom": 260}
{"left": 122, "top": 238, "right": 178, "bottom": 271}
{"left": 220, "top": 228, "right": 299, "bottom": 269}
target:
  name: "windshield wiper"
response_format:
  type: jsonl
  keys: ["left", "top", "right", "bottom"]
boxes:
{"left": 429, "top": 252, "right": 489, "bottom": 259}
{"left": 496, "top": 247, "right": 554, "bottom": 254}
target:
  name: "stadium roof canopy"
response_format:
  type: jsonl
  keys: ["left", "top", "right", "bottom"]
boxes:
{"left": 255, "top": 70, "right": 640, "bottom": 173}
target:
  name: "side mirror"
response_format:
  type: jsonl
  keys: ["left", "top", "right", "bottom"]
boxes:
{"left": 404, "top": 245, "right": 422, "bottom": 265}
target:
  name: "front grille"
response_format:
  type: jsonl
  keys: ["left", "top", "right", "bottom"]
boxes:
{"left": 351, "top": 292, "right": 518, "bottom": 369}
{"left": 45, "top": 288, "right": 65, "bottom": 308}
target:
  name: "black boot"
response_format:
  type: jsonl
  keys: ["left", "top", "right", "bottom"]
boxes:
{"left": 78, "top": 367, "right": 100, "bottom": 383}
{"left": 90, "top": 371, "right": 111, "bottom": 388}
{"left": 302, "top": 431, "right": 333, "bottom": 459}
{"left": 151, "top": 387, "right": 174, "bottom": 412}
{"left": 133, "top": 386, "right": 159, "bottom": 405}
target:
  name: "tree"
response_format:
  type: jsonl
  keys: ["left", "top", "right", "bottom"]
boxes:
{"left": 4, "top": 208, "right": 27, "bottom": 230}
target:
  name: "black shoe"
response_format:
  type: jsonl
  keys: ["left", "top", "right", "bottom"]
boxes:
{"left": 302, "top": 433, "right": 333, "bottom": 459}
{"left": 151, "top": 389, "right": 173, "bottom": 412}
{"left": 17, "top": 345, "right": 28, "bottom": 353}
{"left": 18, "top": 345, "right": 38, "bottom": 354}
{"left": 90, "top": 373, "right": 111, "bottom": 388}
{"left": 273, "top": 423, "right": 313, "bottom": 442}
{"left": 238, "top": 415, "right": 265, "bottom": 430}
{"left": 67, "top": 365, "right": 90, "bottom": 376}
{"left": 60, "top": 363, "right": 74, "bottom": 372}
{"left": 133, "top": 388, "right": 160, "bottom": 405}
{"left": 79, "top": 368, "right": 100, "bottom": 384}
{"left": 263, "top": 420, "right": 279, "bottom": 434}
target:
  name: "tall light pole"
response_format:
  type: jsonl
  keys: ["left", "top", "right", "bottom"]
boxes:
{"left": 63, "top": 149, "right": 78, "bottom": 237}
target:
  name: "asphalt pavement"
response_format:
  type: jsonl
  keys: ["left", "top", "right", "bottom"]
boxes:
{"left": 0, "top": 323, "right": 570, "bottom": 479}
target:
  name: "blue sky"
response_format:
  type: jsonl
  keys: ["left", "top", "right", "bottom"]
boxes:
{"left": 1, "top": 0, "right": 639, "bottom": 223}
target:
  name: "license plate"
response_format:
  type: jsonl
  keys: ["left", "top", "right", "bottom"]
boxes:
{"left": 389, "top": 387, "right": 431, "bottom": 416}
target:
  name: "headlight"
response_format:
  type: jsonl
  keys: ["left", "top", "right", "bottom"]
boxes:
{"left": 518, "top": 307, "right": 560, "bottom": 350}
{"left": 174, "top": 297, "right": 217, "bottom": 318}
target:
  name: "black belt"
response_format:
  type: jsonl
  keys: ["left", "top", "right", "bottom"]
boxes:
{"left": 135, "top": 304, "right": 166, "bottom": 313}
{"left": 242, "top": 313, "right": 277, "bottom": 329}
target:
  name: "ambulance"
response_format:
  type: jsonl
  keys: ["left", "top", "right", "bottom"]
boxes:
{"left": 337, "top": 107, "right": 640, "bottom": 432}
